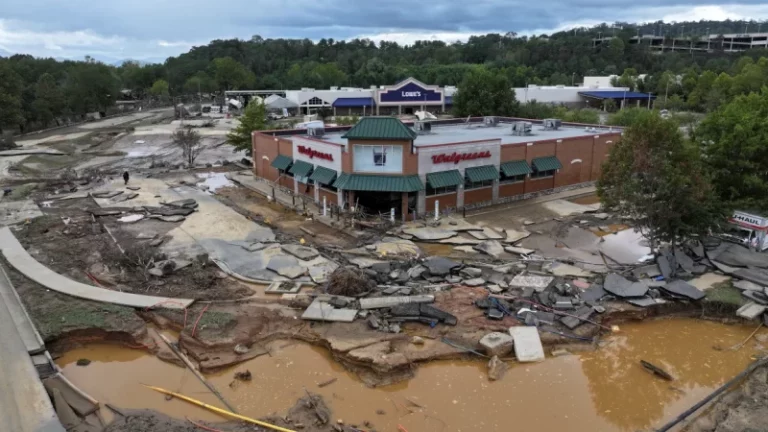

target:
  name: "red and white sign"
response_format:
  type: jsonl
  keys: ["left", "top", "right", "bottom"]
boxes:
{"left": 431, "top": 151, "right": 491, "bottom": 164}
{"left": 297, "top": 145, "right": 333, "bottom": 161}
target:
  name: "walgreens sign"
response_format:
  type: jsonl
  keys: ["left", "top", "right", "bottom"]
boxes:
{"left": 431, "top": 151, "right": 491, "bottom": 164}
{"left": 297, "top": 145, "right": 333, "bottom": 161}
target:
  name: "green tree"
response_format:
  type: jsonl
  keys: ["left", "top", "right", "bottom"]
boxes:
{"left": 226, "top": 99, "right": 266, "bottom": 155}
{"left": 606, "top": 107, "right": 648, "bottom": 126}
{"left": 0, "top": 62, "right": 25, "bottom": 132}
{"left": 562, "top": 108, "right": 600, "bottom": 124}
{"left": 64, "top": 62, "right": 119, "bottom": 115}
{"left": 212, "top": 57, "right": 254, "bottom": 90}
{"left": 598, "top": 111, "right": 722, "bottom": 249}
{"left": 453, "top": 68, "right": 518, "bottom": 116}
{"left": 149, "top": 79, "right": 170, "bottom": 97}
{"left": 32, "top": 73, "right": 64, "bottom": 127}
{"left": 183, "top": 72, "right": 215, "bottom": 94}
{"left": 695, "top": 89, "right": 768, "bottom": 212}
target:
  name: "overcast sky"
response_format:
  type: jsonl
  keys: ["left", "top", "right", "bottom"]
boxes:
{"left": 2, "top": 1, "right": 768, "bottom": 63}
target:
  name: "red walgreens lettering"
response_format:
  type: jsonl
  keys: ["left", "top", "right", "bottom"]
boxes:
{"left": 431, "top": 151, "right": 491, "bottom": 164}
{"left": 297, "top": 145, "right": 333, "bottom": 161}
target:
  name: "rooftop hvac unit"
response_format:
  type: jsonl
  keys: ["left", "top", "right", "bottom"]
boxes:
{"left": 484, "top": 116, "right": 499, "bottom": 127}
{"left": 308, "top": 126, "right": 325, "bottom": 137}
{"left": 511, "top": 121, "right": 532, "bottom": 136}
{"left": 414, "top": 121, "right": 432, "bottom": 134}
{"left": 543, "top": 118, "right": 562, "bottom": 130}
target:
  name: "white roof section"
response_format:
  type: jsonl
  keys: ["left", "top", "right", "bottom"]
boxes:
{"left": 289, "top": 120, "right": 619, "bottom": 147}
{"left": 264, "top": 95, "right": 298, "bottom": 109}
{"left": 514, "top": 85, "right": 629, "bottom": 104}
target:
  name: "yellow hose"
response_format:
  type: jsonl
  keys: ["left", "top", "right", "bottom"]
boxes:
{"left": 143, "top": 385, "right": 296, "bottom": 432}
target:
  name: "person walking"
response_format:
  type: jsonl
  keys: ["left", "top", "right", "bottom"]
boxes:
{"left": 123, "top": 171, "right": 129, "bottom": 185}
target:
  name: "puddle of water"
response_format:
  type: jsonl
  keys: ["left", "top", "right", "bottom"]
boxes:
{"left": 196, "top": 172, "right": 234, "bottom": 192}
{"left": 593, "top": 224, "right": 630, "bottom": 237}
{"left": 599, "top": 228, "right": 653, "bottom": 264}
{"left": 569, "top": 194, "right": 601, "bottom": 205}
{"left": 57, "top": 319, "right": 762, "bottom": 432}
{"left": 417, "top": 242, "right": 459, "bottom": 257}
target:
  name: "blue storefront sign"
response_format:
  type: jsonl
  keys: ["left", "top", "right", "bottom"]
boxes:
{"left": 380, "top": 82, "right": 442, "bottom": 103}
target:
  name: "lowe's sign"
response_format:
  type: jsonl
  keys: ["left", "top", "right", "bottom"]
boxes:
{"left": 380, "top": 82, "right": 442, "bottom": 103}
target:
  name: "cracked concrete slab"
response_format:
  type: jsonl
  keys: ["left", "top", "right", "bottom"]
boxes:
{"left": 402, "top": 227, "right": 457, "bottom": 241}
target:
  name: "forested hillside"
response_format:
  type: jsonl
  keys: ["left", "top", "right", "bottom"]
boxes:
{"left": 1, "top": 19, "right": 767, "bottom": 133}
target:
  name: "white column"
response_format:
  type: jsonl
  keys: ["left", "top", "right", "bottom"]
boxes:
{"left": 457, "top": 185, "right": 465, "bottom": 208}
{"left": 390, "top": 208, "right": 395, "bottom": 222}
{"left": 492, "top": 179, "right": 499, "bottom": 202}
{"left": 323, "top": 196, "right": 327, "bottom": 216}
{"left": 434, "top": 200, "right": 439, "bottom": 220}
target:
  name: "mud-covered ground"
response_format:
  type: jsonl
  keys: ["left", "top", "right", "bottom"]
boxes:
{"left": 105, "top": 394, "right": 338, "bottom": 432}
{"left": 685, "top": 361, "right": 768, "bottom": 432}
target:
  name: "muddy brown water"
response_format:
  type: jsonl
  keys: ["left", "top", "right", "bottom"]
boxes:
{"left": 58, "top": 319, "right": 762, "bottom": 432}
{"left": 570, "top": 194, "right": 601, "bottom": 205}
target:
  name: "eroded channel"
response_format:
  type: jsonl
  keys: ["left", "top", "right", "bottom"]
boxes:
{"left": 57, "top": 319, "right": 763, "bottom": 432}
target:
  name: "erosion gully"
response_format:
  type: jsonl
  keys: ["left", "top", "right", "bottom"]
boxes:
{"left": 57, "top": 318, "right": 761, "bottom": 432}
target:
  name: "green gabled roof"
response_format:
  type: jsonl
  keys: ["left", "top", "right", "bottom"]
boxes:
{"left": 271, "top": 154, "right": 292, "bottom": 170}
{"left": 332, "top": 174, "right": 424, "bottom": 192}
{"left": 426, "top": 170, "right": 463, "bottom": 188}
{"left": 465, "top": 165, "right": 500, "bottom": 183}
{"left": 341, "top": 117, "right": 418, "bottom": 141}
{"left": 289, "top": 160, "right": 314, "bottom": 177}
{"left": 309, "top": 166, "right": 337, "bottom": 185}
{"left": 500, "top": 160, "right": 532, "bottom": 177}
{"left": 532, "top": 156, "right": 562, "bottom": 172}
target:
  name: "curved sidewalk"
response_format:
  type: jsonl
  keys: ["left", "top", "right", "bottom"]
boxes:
{"left": 0, "top": 227, "right": 194, "bottom": 310}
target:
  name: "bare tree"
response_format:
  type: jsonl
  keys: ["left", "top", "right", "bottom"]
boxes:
{"left": 172, "top": 127, "right": 204, "bottom": 167}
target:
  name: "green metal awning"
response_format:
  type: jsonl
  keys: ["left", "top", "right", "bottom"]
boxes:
{"left": 426, "top": 170, "right": 463, "bottom": 188}
{"left": 289, "top": 160, "right": 314, "bottom": 177}
{"left": 271, "top": 154, "right": 292, "bottom": 170}
{"left": 309, "top": 166, "right": 337, "bottom": 185}
{"left": 500, "top": 160, "right": 532, "bottom": 177}
{"left": 465, "top": 165, "right": 500, "bottom": 183}
{"left": 332, "top": 174, "right": 424, "bottom": 192}
{"left": 532, "top": 156, "right": 562, "bottom": 172}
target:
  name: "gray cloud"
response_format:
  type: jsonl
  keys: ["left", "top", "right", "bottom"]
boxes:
{"left": 2, "top": 1, "right": 768, "bottom": 61}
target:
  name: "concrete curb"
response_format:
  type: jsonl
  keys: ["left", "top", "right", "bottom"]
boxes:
{"left": 0, "top": 227, "right": 194, "bottom": 310}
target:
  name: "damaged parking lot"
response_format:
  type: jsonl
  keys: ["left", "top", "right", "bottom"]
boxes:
{"left": 2, "top": 110, "right": 768, "bottom": 432}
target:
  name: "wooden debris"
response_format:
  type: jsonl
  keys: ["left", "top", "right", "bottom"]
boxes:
{"left": 640, "top": 360, "right": 674, "bottom": 381}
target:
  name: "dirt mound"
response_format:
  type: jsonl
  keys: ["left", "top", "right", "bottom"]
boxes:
{"left": 326, "top": 266, "right": 376, "bottom": 296}
{"left": 104, "top": 393, "right": 335, "bottom": 432}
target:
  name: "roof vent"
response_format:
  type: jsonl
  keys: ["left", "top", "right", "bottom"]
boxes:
{"left": 543, "top": 118, "right": 562, "bottom": 130}
{"left": 484, "top": 116, "right": 499, "bottom": 127}
{"left": 307, "top": 126, "right": 325, "bottom": 137}
{"left": 414, "top": 121, "right": 432, "bottom": 134}
{"left": 511, "top": 121, "right": 532, "bottom": 136}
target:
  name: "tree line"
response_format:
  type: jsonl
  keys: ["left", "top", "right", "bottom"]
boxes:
{"left": 2, "top": 19, "right": 768, "bottom": 134}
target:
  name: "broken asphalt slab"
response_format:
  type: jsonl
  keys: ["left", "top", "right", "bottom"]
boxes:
{"left": 473, "top": 240, "right": 505, "bottom": 258}
{"left": 545, "top": 261, "right": 594, "bottom": 278}
{"left": 301, "top": 299, "right": 358, "bottom": 322}
{"left": 603, "top": 273, "right": 648, "bottom": 298}
{"left": 281, "top": 244, "right": 320, "bottom": 260}
{"left": 402, "top": 227, "right": 457, "bottom": 241}
{"left": 733, "top": 268, "right": 768, "bottom": 287}
{"left": 423, "top": 256, "right": 460, "bottom": 276}
{"left": 708, "top": 243, "right": 768, "bottom": 269}
{"left": 660, "top": 280, "right": 705, "bottom": 301}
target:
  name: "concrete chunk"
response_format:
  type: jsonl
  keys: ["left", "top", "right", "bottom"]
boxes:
{"left": 508, "top": 326, "right": 545, "bottom": 362}
{"left": 359, "top": 295, "right": 435, "bottom": 309}
{"left": 402, "top": 227, "right": 457, "bottom": 241}
{"left": 463, "top": 278, "right": 485, "bottom": 287}
{"left": 508, "top": 274, "right": 554, "bottom": 292}
{"left": 301, "top": 299, "right": 358, "bottom": 322}
{"left": 544, "top": 261, "right": 593, "bottom": 278}
{"left": 474, "top": 240, "right": 505, "bottom": 258}
{"left": 661, "top": 280, "right": 705, "bottom": 301}
{"left": 737, "top": 302, "right": 766, "bottom": 320}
